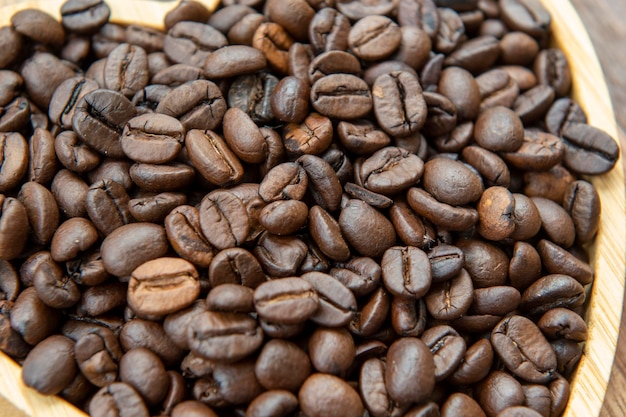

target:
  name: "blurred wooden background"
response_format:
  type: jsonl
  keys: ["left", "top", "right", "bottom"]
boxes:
{"left": 572, "top": 1, "right": 626, "bottom": 415}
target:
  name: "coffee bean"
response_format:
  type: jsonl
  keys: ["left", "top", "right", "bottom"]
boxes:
{"left": 521, "top": 274, "right": 585, "bottom": 316}
{"left": 397, "top": 0, "right": 440, "bottom": 38}
{"left": 441, "top": 393, "right": 486, "bottom": 417}
{"left": 255, "top": 339, "right": 311, "bottom": 391}
{"left": 204, "top": 45, "right": 268, "bottom": 79}
{"left": 254, "top": 233, "right": 308, "bottom": 277}
{"left": 560, "top": 122, "right": 620, "bottom": 175}
{"left": 164, "top": 21, "right": 227, "bottom": 67}
{"left": 254, "top": 277, "right": 319, "bottom": 324}
{"left": 185, "top": 129, "right": 245, "bottom": 187}
{"left": 385, "top": 337, "right": 435, "bottom": 405}
{"left": 252, "top": 22, "right": 294, "bottom": 74}
{"left": 423, "top": 157, "right": 484, "bottom": 206}
{"left": 339, "top": 199, "right": 396, "bottom": 258}
{"left": 311, "top": 73, "right": 372, "bottom": 120}
{"left": 436, "top": 8, "right": 465, "bottom": 54}
{"left": 373, "top": 71, "right": 427, "bottom": 137}
{"left": 407, "top": 188, "right": 478, "bottom": 232}
{"left": 299, "top": 373, "right": 364, "bottom": 417}
{"left": 245, "top": 390, "right": 298, "bottom": 417}
{"left": 309, "top": 8, "right": 350, "bottom": 52}
{"left": 500, "top": 0, "right": 551, "bottom": 38}
{"left": 89, "top": 382, "right": 149, "bottom": 417}
{"left": 425, "top": 268, "right": 474, "bottom": 320}
{"left": 128, "top": 257, "right": 200, "bottom": 316}
{"left": 475, "top": 370, "right": 525, "bottom": 417}
{"left": 349, "top": 15, "right": 401, "bottom": 61}
{"left": 298, "top": 154, "right": 343, "bottom": 211}
{"left": 209, "top": 247, "right": 266, "bottom": 289}
{"left": 382, "top": 246, "right": 431, "bottom": 299}
{"left": 302, "top": 271, "right": 357, "bottom": 327}
{"left": 228, "top": 72, "right": 278, "bottom": 124}
{"left": 391, "top": 296, "right": 427, "bottom": 337}
{"left": 449, "top": 338, "right": 494, "bottom": 386}
{"left": 206, "top": 284, "right": 255, "bottom": 314}
{"left": 188, "top": 311, "right": 263, "bottom": 362}
{"left": 534, "top": 48, "right": 571, "bottom": 97}
{"left": 360, "top": 146, "right": 425, "bottom": 195}
{"left": 22, "top": 335, "right": 77, "bottom": 395}
{"left": 270, "top": 76, "right": 310, "bottom": 123}
{"left": 75, "top": 328, "right": 122, "bottom": 387}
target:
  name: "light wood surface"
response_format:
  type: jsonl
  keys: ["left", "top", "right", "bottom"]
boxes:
{"left": 0, "top": 1, "right": 624, "bottom": 417}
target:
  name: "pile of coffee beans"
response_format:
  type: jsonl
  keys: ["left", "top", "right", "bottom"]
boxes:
{"left": 0, "top": 0, "right": 620, "bottom": 416}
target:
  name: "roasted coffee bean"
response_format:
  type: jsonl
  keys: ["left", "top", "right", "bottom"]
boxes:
{"left": 425, "top": 268, "right": 474, "bottom": 320}
{"left": 72, "top": 89, "right": 136, "bottom": 158}
{"left": 330, "top": 257, "right": 382, "bottom": 297}
{"left": 438, "top": 66, "right": 481, "bottom": 121}
{"left": 228, "top": 72, "right": 278, "bottom": 124}
{"left": 191, "top": 357, "right": 263, "bottom": 407}
{"left": 299, "top": 373, "right": 364, "bottom": 417}
{"left": 12, "top": 9, "right": 64, "bottom": 45}
{"left": 255, "top": 339, "right": 311, "bottom": 391}
{"left": 381, "top": 246, "right": 431, "bottom": 299}
{"left": 100, "top": 222, "right": 168, "bottom": 278}
{"left": 171, "top": 401, "right": 218, "bottom": 417}
{"left": 389, "top": 199, "right": 426, "bottom": 248}
{"left": 17, "top": 182, "right": 59, "bottom": 246}
{"left": 385, "top": 337, "right": 435, "bottom": 405}
{"left": 298, "top": 154, "right": 343, "bottom": 211}
{"left": 89, "top": 382, "right": 150, "bottom": 417}
{"left": 0, "top": 261, "right": 19, "bottom": 302}
{"left": 164, "top": 21, "right": 227, "bottom": 67}
{"left": 340, "top": 198, "right": 396, "bottom": 257}
{"left": 0, "top": 132, "right": 28, "bottom": 193}
{"left": 500, "top": 0, "right": 551, "bottom": 38}
{"left": 360, "top": 146, "right": 425, "bottom": 195}
{"left": 428, "top": 244, "right": 465, "bottom": 283}
{"left": 253, "top": 22, "right": 294, "bottom": 74}
{"left": 302, "top": 271, "right": 357, "bottom": 327}
{"left": 514, "top": 84, "right": 555, "bottom": 124}
{"left": 254, "top": 277, "right": 318, "bottom": 324}
{"left": 310, "top": 73, "right": 372, "bottom": 120}
{"left": 74, "top": 327, "right": 122, "bottom": 387}
{"left": 423, "top": 157, "right": 483, "bottom": 206}
{"left": 270, "top": 76, "right": 310, "bottom": 123}
{"left": 445, "top": 35, "right": 501, "bottom": 74}
{"left": 205, "top": 284, "right": 254, "bottom": 314}
{"left": 441, "top": 393, "right": 486, "bottom": 417}
{"left": 246, "top": 390, "right": 298, "bottom": 417}
{"left": 188, "top": 311, "right": 263, "bottom": 362}
{"left": 129, "top": 258, "right": 199, "bottom": 314}
{"left": 531, "top": 196, "right": 576, "bottom": 248}
{"left": 492, "top": 315, "right": 557, "bottom": 383}
{"left": 449, "top": 338, "right": 494, "bottom": 385}
{"left": 475, "top": 370, "right": 525, "bottom": 417}
{"left": 421, "top": 325, "right": 466, "bottom": 381}
{"left": 476, "top": 69, "right": 520, "bottom": 112}
{"left": 349, "top": 286, "right": 390, "bottom": 337}
{"left": 32, "top": 256, "right": 80, "bottom": 309}
{"left": 198, "top": 190, "right": 250, "bottom": 250}
{"left": 521, "top": 274, "right": 585, "bottom": 317}
{"left": 129, "top": 161, "right": 194, "bottom": 192}
{"left": 119, "top": 347, "right": 169, "bottom": 406}
{"left": 204, "top": 45, "right": 268, "bottom": 79}
{"left": 435, "top": 8, "right": 465, "bottom": 54}
{"left": 560, "top": 122, "right": 620, "bottom": 175}
{"left": 185, "top": 129, "right": 245, "bottom": 186}
{"left": 121, "top": 113, "right": 184, "bottom": 163}
{"left": 22, "top": 335, "right": 77, "bottom": 395}
{"left": 476, "top": 186, "right": 516, "bottom": 241}
{"left": 54, "top": 130, "right": 101, "bottom": 173}
{"left": 208, "top": 247, "right": 266, "bottom": 289}
{"left": 391, "top": 296, "right": 427, "bottom": 337}
{"left": 545, "top": 97, "right": 587, "bottom": 136}
{"left": 456, "top": 238, "right": 509, "bottom": 288}
{"left": 373, "top": 71, "right": 427, "bottom": 137}
{"left": 60, "top": 0, "right": 110, "bottom": 34}
{"left": 563, "top": 180, "right": 600, "bottom": 243}
{"left": 120, "top": 319, "right": 184, "bottom": 367}
{"left": 337, "top": 119, "right": 390, "bottom": 155}
{"left": 85, "top": 179, "right": 132, "bottom": 236}
{"left": 349, "top": 15, "right": 401, "bottom": 61}
{"left": 397, "top": 0, "right": 440, "bottom": 38}
{"left": 538, "top": 239, "right": 593, "bottom": 285}
{"left": 344, "top": 182, "right": 394, "bottom": 208}
{"left": 309, "top": 7, "right": 350, "bottom": 52}
{"left": 407, "top": 187, "right": 479, "bottom": 232}
{"left": 534, "top": 48, "right": 571, "bottom": 97}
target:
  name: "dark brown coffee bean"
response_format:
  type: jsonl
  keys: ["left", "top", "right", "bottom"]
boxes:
{"left": 73, "top": 89, "right": 136, "bottom": 158}
{"left": 309, "top": 7, "right": 350, "bottom": 52}
{"left": 89, "top": 382, "right": 150, "bottom": 417}
{"left": 445, "top": 35, "right": 501, "bottom": 74}
{"left": 198, "top": 190, "right": 249, "bottom": 250}
{"left": 228, "top": 13, "right": 267, "bottom": 46}
{"left": 310, "top": 74, "right": 372, "bottom": 120}
{"left": 246, "top": 390, "right": 298, "bottom": 417}
{"left": 531, "top": 196, "right": 576, "bottom": 248}
{"left": 475, "top": 68, "right": 520, "bottom": 112}
{"left": 10, "top": 287, "right": 61, "bottom": 345}
{"left": 360, "top": 146, "right": 425, "bottom": 196}
{"left": 22, "top": 335, "right": 77, "bottom": 395}
{"left": 299, "top": 373, "right": 364, "bottom": 417}
{"left": 185, "top": 129, "right": 244, "bottom": 187}
{"left": 121, "top": 113, "right": 184, "bottom": 163}
{"left": 298, "top": 154, "right": 343, "bottom": 211}
{"left": 475, "top": 370, "right": 525, "bottom": 417}
{"left": 270, "top": 76, "right": 310, "bottom": 123}
{"left": 253, "top": 22, "right": 294, "bottom": 74}
{"left": 0, "top": 132, "right": 27, "bottom": 193}
{"left": 153, "top": 80, "right": 225, "bottom": 131}
{"left": 206, "top": 284, "right": 254, "bottom": 314}
{"left": 129, "top": 162, "right": 195, "bottom": 192}
{"left": 441, "top": 393, "right": 486, "bottom": 417}
{"left": 188, "top": 311, "right": 263, "bottom": 362}
{"left": 514, "top": 84, "right": 555, "bottom": 124}
{"left": 425, "top": 268, "right": 474, "bottom": 320}
{"left": 100, "top": 222, "right": 168, "bottom": 278}
{"left": 423, "top": 157, "right": 484, "bottom": 206}
{"left": 0, "top": 261, "right": 19, "bottom": 302}
{"left": 538, "top": 239, "right": 593, "bottom": 285}
{"left": 492, "top": 315, "right": 557, "bottom": 383}
{"left": 438, "top": 66, "right": 481, "bottom": 121}
{"left": 407, "top": 188, "right": 479, "bottom": 232}
{"left": 120, "top": 319, "right": 184, "bottom": 368}
{"left": 172, "top": 400, "right": 218, "bottom": 417}
{"left": 521, "top": 274, "right": 585, "bottom": 317}
{"left": 385, "top": 337, "right": 435, "bottom": 405}
{"left": 330, "top": 257, "right": 382, "bottom": 297}
{"left": 470, "top": 286, "right": 521, "bottom": 316}
{"left": 302, "top": 272, "right": 357, "bottom": 327}
{"left": 222, "top": 107, "right": 268, "bottom": 164}
{"left": 449, "top": 338, "right": 494, "bottom": 385}
{"left": 391, "top": 296, "right": 427, "bottom": 337}
{"left": 538, "top": 307, "right": 587, "bottom": 342}
{"left": 344, "top": 183, "right": 394, "bottom": 209}
{"left": 85, "top": 179, "right": 132, "bottom": 236}
{"left": 16, "top": 182, "right": 58, "bottom": 246}
{"left": 151, "top": 64, "right": 205, "bottom": 86}
{"left": 128, "top": 192, "right": 186, "bottom": 223}
{"left": 259, "top": 162, "right": 308, "bottom": 203}
{"left": 500, "top": 0, "right": 551, "bottom": 38}
{"left": 475, "top": 186, "right": 515, "bottom": 241}
{"left": 254, "top": 277, "right": 319, "bottom": 324}
{"left": 523, "top": 164, "right": 575, "bottom": 203}
{"left": 534, "top": 48, "right": 571, "bottom": 97}
{"left": 255, "top": 339, "right": 311, "bottom": 392}
{"left": 103, "top": 43, "right": 149, "bottom": 97}
{"left": 389, "top": 199, "right": 426, "bottom": 248}
{"left": 74, "top": 327, "right": 122, "bottom": 387}
{"left": 32, "top": 256, "right": 80, "bottom": 309}
{"left": 339, "top": 199, "right": 396, "bottom": 258}
{"left": 204, "top": 45, "right": 268, "bottom": 79}
{"left": 348, "top": 15, "right": 401, "bottom": 61}
{"left": 381, "top": 246, "right": 431, "bottom": 299}
{"left": 360, "top": 356, "right": 410, "bottom": 416}
{"left": 12, "top": 9, "right": 65, "bottom": 46}
{"left": 254, "top": 233, "right": 308, "bottom": 277}
{"left": 428, "top": 244, "right": 465, "bottom": 282}
{"left": 54, "top": 131, "right": 100, "bottom": 173}
{"left": 502, "top": 129, "right": 564, "bottom": 171}
{"left": 373, "top": 71, "right": 427, "bottom": 137}
{"left": 562, "top": 180, "right": 600, "bottom": 244}
{"left": 422, "top": 325, "right": 466, "bottom": 381}
{"left": 22, "top": 52, "right": 77, "bottom": 110}
{"left": 27, "top": 128, "right": 57, "bottom": 186}
{"left": 0, "top": 27, "right": 23, "bottom": 69}
{"left": 349, "top": 286, "right": 390, "bottom": 337}
{"left": 435, "top": 8, "right": 465, "bottom": 54}
{"left": 266, "top": 0, "right": 315, "bottom": 41}
{"left": 60, "top": 0, "right": 110, "bottom": 34}
{"left": 560, "top": 122, "right": 620, "bottom": 175}
{"left": 545, "top": 97, "right": 587, "bottom": 136}
{"left": 508, "top": 241, "right": 542, "bottom": 291}
{"left": 128, "top": 257, "right": 200, "bottom": 317}
{"left": 164, "top": 21, "right": 227, "bottom": 67}
{"left": 209, "top": 248, "right": 266, "bottom": 289}
{"left": 119, "top": 347, "right": 169, "bottom": 406}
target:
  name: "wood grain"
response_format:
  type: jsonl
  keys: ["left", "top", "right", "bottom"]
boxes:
{"left": 0, "top": 1, "right": 624, "bottom": 417}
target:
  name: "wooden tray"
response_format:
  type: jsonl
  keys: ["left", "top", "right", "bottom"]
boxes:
{"left": 0, "top": 1, "right": 624, "bottom": 416}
